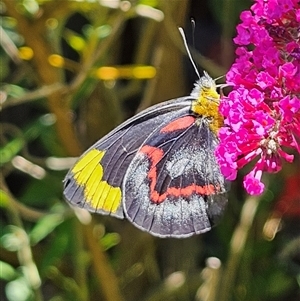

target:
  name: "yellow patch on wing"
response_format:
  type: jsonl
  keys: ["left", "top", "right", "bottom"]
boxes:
{"left": 192, "top": 86, "right": 223, "bottom": 134}
{"left": 71, "top": 149, "right": 122, "bottom": 213}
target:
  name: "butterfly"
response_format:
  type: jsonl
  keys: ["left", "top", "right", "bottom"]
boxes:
{"left": 63, "top": 29, "right": 229, "bottom": 238}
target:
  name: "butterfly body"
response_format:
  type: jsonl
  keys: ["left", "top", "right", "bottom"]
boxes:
{"left": 63, "top": 72, "right": 229, "bottom": 238}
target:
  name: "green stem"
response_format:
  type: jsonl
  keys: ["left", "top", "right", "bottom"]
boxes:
{"left": 217, "top": 196, "right": 260, "bottom": 301}
{"left": 0, "top": 175, "right": 44, "bottom": 301}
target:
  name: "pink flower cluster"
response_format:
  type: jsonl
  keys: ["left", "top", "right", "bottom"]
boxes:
{"left": 216, "top": 0, "right": 300, "bottom": 195}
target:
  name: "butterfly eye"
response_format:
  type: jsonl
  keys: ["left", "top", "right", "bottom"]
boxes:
{"left": 202, "top": 79, "right": 212, "bottom": 89}
{"left": 199, "top": 77, "right": 213, "bottom": 90}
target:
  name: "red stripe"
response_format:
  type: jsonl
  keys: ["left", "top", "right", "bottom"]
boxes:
{"left": 160, "top": 116, "right": 195, "bottom": 133}
{"left": 140, "top": 145, "right": 218, "bottom": 204}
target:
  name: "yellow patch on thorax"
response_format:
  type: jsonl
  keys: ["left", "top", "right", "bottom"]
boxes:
{"left": 191, "top": 86, "right": 223, "bottom": 134}
{"left": 72, "top": 149, "right": 122, "bottom": 213}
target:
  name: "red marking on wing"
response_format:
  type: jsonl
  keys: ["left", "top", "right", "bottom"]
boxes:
{"left": 140, "top": 145, "right": 217, "bottom": 204}
{"left": 160, "top": 116, "right": 195, "bottom": 133}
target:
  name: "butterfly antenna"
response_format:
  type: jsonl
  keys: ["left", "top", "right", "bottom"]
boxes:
{"left": 191, "top": 18, "right": 196, "bottom": 48}
{"left": 178, "top": 27, "right": 200, "bottom": 79}
{"left": 214, "top": 74, "right": 225, "bottom": 82}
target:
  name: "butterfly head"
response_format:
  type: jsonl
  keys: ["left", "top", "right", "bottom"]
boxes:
{"left": 190, "top": 72, "right": 223, "bottom": 134}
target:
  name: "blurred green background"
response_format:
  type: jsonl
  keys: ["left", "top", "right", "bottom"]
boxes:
{"left": 1, "top": 0, "right": 299, "bottom": 300}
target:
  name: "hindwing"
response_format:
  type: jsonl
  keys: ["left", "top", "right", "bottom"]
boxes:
{"left": 122, "top": 116, "right": 228, "bottom": 237}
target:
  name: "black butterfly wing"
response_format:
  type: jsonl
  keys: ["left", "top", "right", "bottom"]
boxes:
{"left": 63, "top": 97, "right": 193, "bottom": 218}
{"left": 122, "top": 115, "right": 229, "bottom": 237}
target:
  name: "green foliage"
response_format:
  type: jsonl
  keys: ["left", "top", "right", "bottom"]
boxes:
{"left": 1, "top": 1, "right": 299, "bottom": 301}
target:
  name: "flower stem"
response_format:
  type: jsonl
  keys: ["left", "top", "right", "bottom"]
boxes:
{"left": 217, "top": 196, "right": 260, "bottom": 301}
{"left": 0, "top": 175, "right": 44, "bottom": 301}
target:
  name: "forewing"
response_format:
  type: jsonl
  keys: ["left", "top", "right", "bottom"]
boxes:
{"left": 123, "top": 116, "right": 229, "bottom": 237}
{"left": 63, "top": 97, "right": 192, "bottom": 218}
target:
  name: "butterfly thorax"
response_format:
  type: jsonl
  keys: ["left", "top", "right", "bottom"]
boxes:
{"left": 190, "top": 73, "right": 224, "bottom": 134}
